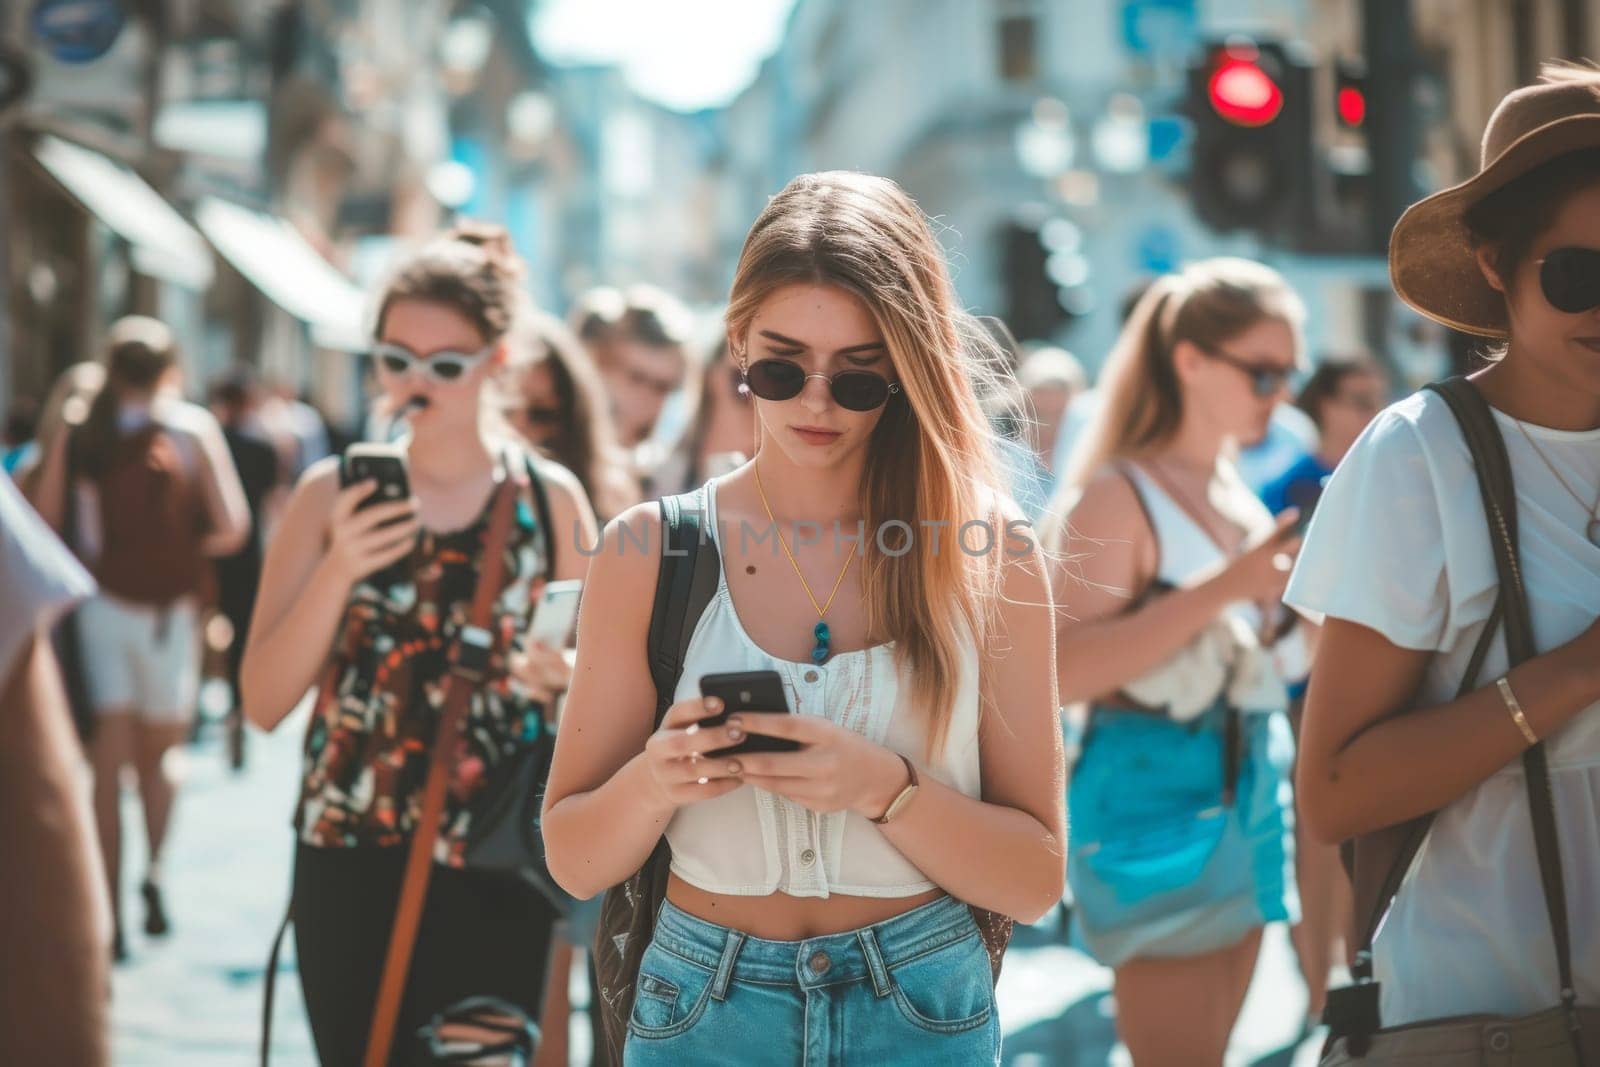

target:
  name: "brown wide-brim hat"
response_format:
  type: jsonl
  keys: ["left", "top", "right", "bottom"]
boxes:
{"left": 1391, "top": 66, "right": 1600, "bottom": 338}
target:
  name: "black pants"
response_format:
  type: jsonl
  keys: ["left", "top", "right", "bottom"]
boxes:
{"left": 292, "top": 843, "right": 558, "bottom": 1066}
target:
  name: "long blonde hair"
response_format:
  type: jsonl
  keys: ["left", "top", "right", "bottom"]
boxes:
{"left": 725, "top": 172, "right": 1010, "bottom": 759}
{"left": 1059, "top": 257, "right": 1304, "bottom": 495}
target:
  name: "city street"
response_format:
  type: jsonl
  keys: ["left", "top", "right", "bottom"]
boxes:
{"left": 111, "top": 697, "right": 1326, "bottom": 1067}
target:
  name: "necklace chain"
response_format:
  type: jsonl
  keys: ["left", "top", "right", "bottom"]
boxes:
{"left": 1513, "top": 420, "right": 1600, "bottom": 536}
{"left": 752, "top": 463, "right": 856, "bottom": 619}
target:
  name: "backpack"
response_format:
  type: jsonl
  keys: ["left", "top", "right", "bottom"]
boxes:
{"left": 591, "top": 487, "right": 1013, "bottom": 1060}
{"left": 92, "top": 423, "right": 207, "bottom": 605}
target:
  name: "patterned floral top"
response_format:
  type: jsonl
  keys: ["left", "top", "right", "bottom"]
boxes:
{"left": 294, "top": 460, "right": 551, "bottom": 864}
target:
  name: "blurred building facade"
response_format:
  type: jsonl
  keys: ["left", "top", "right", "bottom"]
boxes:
{"left": 2, "top": 0, "right": 1595, "bottom": 421}
{"left": 0, "top": 0, "right": 470, "bottom": 424}
{"left": 714, "top": 0, "right": 1595, "bottom": 381}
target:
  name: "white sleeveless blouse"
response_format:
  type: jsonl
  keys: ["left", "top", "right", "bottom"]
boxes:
{"left": 662, "top": 478, "right": 984, "bottom": 898}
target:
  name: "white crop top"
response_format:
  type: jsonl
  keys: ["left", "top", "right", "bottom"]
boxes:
{"left": 662, "top": 478, "right": 984, "bottom": 898}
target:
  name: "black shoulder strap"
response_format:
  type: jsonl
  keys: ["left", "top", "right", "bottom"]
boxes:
{"left": 646, "top": 487, "right": 721, "bottom": 729}
{"left": 522, "top": 454, "right": 557, "bottom": 581}
{"left": 1423, "top": 377, "right": 1577, "bottom": 1016}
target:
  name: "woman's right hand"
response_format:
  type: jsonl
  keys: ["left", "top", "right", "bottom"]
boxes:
{"left": 642, "top": 696, "right": 748, "bottom": 809}
{"left": 1218, "top": 509, "right": 1302, "bottom": 603}
{"left": 323, "top": 479, "right": 421, "bottom": 586}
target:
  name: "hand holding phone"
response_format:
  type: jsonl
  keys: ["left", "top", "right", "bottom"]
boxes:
{"left": 697, "top": 671, "right": 802, "bottom": 758}
{"left": 341, "top": 444, "right": 412, "bottom": 520}
{"left": 329, "top": 444, "right": 419, "bottom": 586}
{"left": 529, "top": 580, "right": 582, "bottom": 647}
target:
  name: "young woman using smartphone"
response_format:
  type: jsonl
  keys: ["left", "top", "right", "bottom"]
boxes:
{"left": 240, "top": 224, "right": 598, "bottom": 1063}
{"left": 1045, "top": 258, "right": 1307, "bottom": 1066}
{"left": 542, "top": 172, "right": 1064, "bottom": 1064}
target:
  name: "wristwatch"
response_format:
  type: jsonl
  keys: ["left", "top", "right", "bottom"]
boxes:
{"left": 871, "top": 754, "right": 920, "bottom": 825}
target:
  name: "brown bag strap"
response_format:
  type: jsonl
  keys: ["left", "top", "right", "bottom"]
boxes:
{"left": 363, "top": 474, "right": 519, "bottom": 1067}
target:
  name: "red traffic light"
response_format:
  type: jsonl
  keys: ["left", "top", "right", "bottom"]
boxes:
{"left": 1208, "top": 57, "right": 1284, "bottom": 127}
{"left": 1337, "top": 85, "right": 1366, "bottom": 127}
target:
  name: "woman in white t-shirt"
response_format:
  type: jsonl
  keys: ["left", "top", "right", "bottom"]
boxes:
{"left": 1287, "top": 64, "right": 1600, "bottom": 1047}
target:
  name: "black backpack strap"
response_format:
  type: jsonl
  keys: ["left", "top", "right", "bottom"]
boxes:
{"left": 1426, "top": 377, "right": 1578, "bottom": 1031}
{"left": 646, "top": 487, "right": 721, "bottom": 726}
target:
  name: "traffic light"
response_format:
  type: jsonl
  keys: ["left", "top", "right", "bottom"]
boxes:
{"left": 1185, "top": 39, "right": 1315, "bottom": 239}
{"left": 1335, "top": 59, "right": 1368, "bottom": 129}
{"left": 998, "top": 220, "right": 1085, "bottom": 342}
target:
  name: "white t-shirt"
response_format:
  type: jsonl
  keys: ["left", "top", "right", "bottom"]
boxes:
{"left": 1284, "top": 388, "right": 1600, "bottom": 1027}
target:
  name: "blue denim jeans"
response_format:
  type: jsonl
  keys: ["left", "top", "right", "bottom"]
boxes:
{"left": 622, "top": 895, "right": 1000, "bottom": 1066}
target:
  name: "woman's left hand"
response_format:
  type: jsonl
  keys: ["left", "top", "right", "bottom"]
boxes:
{"left": 509, "top": 642, "right": 573, "bottom": 710}
{"left": 731, "top": 713, "right": 910, "bottom": 819}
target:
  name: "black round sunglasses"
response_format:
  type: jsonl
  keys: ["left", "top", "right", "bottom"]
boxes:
{"left": 741, "top": 358, "right": 901, "bottom": 412}
{"left": 1537, "top": 247, "right": 1600, "bottom": 314}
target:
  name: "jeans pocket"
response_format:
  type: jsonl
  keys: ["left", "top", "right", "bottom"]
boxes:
{"left": 627, "top": 943, "right": 716, "bottom": 1040}
{"left": 888, "top": 933, "right": 994, "bottom": 1036}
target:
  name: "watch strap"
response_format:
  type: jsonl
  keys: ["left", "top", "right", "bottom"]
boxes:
{"left": 871, "top": 753, "right": 919, "bottom": 825}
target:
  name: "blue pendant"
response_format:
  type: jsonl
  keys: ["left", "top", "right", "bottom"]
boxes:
{"left": 811, "top": 620, "right": 830, "bottom": 664}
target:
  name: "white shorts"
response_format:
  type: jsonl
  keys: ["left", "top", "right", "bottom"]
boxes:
{"left": 76, "top": 594, "right": 200, "bottom": 721}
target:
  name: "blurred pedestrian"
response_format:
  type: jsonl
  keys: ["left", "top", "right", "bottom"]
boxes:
{"left": 543, "top": 172, "right": 1064, "bottom": 1065}
{"left": 603, "top": 285, "right": 699, "bottom": 455}
{"left": 569, "top": 285, "right": 626, "bottom": 371}
{"left": 242, "top": 222, "right": 599, "bottom": 1065}
{"left": 3, "top": 395, "right": 39, "bottom": 475}
{"left": 1045, "top": 258, "right": 1306, "bottom": 1066}
{"left": 1254, "top": 355, "right": 1388, "bottom": 1028}
{"left": 502, "top": 310, "right": 640, "bottom": 1067}
{"left": 28, "top": 316, "right": 251, "bottom": 962}
{"left": 208, "top": 370, "right": 287, "bottom": 770}
{"left": 503, "top": 309, "right": 641, "bottom": 524}
{"left": 1016, "top": 345, "right": 1086, "bottom": 509}
{"left": 974, "top": 316, "right": 1055, "bottom": 524}
{"left": 1290, "top": 63, "right": 1600, "bottom": 1060}
{"left": 13, "top": 361, "right": 105, "bottom": 496}
{"left": 17, "top": 361, "right": 108, "bottom": 746}
{"left": 645, "top": 335, "right": 755, "bottom": 498}
{"left": 0, "top": 474, "right": 107, "bottom": 1067}
{"left": 1259, "top": 355, "right": 1389, "bottom": 518}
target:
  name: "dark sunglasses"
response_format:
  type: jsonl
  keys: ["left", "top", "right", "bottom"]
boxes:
{"left": 522, "top": 405, "right": 562, "bottom": 425}
{"left": 1537, "top": 247, "right": 1600, "bottom": 314}
{"left": 742, "top": 358, "right": 901, "bottom": 412}
{"left": 1203, "top": 346, "right": 1293, "bottom": 398}
{"left": 372, "top": 341, "right": 492, "bottom": 383}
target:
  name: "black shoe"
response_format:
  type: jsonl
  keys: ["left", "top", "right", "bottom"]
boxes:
{"left": 141, "top": 881, "right": 170, "bottom": 937}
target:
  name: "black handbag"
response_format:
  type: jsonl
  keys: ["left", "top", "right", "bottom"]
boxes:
{"left": 461, "top": 455, "right": 574, "bottom": 916}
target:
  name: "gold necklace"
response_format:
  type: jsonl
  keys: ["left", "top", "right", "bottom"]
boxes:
{"left": 1513, "top": 420, "right": 1600, "bottom": 544}
{"left": 753, "top": 462, "right": 856, "bottom": 664}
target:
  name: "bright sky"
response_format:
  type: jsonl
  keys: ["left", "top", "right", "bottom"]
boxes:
{"left": 530, "top": 0, "right": 800, "bottom": 112}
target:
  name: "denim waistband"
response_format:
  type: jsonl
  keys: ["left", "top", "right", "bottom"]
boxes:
{"left": 649, "top": 895, "right": 977, "bottom": 990}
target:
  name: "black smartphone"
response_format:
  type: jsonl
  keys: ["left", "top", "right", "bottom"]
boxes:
{"left": 698, "top": 670, "right": 802, "bottom": 758}
{"left": 340, "top": 444, "right": 411, "bottom": 522}
{"left": 339, "top": 444, "right": 414, "bottom": 587}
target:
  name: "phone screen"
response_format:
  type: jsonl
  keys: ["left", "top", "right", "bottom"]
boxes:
{"left": 529, "top": 580, "right": 583, "bottom": 647}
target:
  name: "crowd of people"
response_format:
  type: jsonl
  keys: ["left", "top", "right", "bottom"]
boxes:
{"left": 2, "top": 63, "right": 1597, "bottom": 1066}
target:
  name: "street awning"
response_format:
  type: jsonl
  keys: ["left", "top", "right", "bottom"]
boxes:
{"left": 33, "top": 135, "right": 214, "bottom": 290}
{"left": 194, "top": 197, "right": 368, "bottom": 351}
